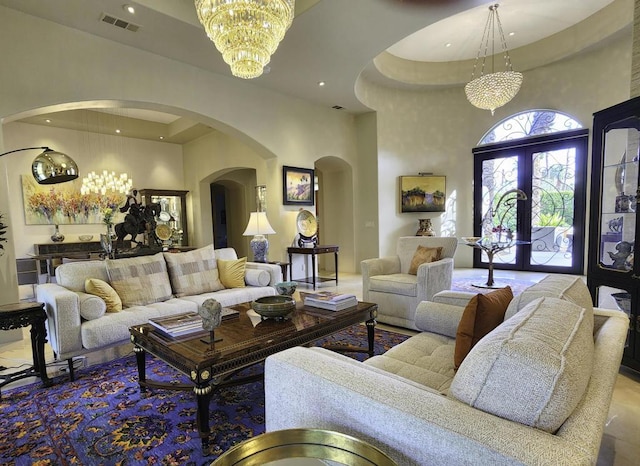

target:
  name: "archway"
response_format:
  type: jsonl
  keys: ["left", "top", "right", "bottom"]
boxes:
{"left": 315, "top": 156, "right": 355, "bottom": 273}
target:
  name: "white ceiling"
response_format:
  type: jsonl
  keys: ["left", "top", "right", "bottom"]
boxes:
{"left": 0, "top": 0, "right": 627, "bottom": 142}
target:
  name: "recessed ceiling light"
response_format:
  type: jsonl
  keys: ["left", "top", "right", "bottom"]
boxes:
{"left": 115, "top": 129, "right": 121, "bottom": 134}
{"left": 45, "top": 119, "right": 51, "bottom": 123}
{"left": 445, "top": 43, "right": 452, "bottom": 48}
{"left": 159, "top": 136, "right": 164, "bottom": 140}
{"left": 509, "top": 32, "right": 515, "bottom": 36}
{"left": 318, "top": 81, "right": 326, "bottom": 87}
{"left": 123, "top": 4, "right": 135, "bottom": 14}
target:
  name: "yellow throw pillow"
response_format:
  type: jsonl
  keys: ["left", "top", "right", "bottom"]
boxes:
{"left": 408, "top": 245, "right": 443, "bottom": 275}
{"left": 85, "top": 278, "right": 123, "bottom": 312}
{"left": 218, "top": 257, "right": 247, "bottom": 288}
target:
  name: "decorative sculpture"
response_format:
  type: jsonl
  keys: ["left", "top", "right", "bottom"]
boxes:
{"left": 199, "top": 298, "right": 223, "bottom": 345}
{"left": 114, "top": 189, "right": 162, "bottom": 247}
{"left": 608, "top": 241, "right": 634, "bottom": 270}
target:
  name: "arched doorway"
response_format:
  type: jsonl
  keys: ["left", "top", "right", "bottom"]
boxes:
{"left": 472, "top": 110, "right": 588, "bottom": 275}
{"left": 209, "top": 169, "right": 257, "bottom": 258}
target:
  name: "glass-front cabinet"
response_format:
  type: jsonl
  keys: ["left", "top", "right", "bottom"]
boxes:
{"left": 139, "top": 189, "right": 189, "bottom": 247}
{"left": 588, "top": 96, "right": 640, "bottom": 371}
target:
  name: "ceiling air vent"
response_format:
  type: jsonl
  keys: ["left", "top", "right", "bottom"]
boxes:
{"left": 332, "top": 105, "right": 344, "bottom": 110}
{"left": 100, "top": 13, "right": 140, "bottom": 32}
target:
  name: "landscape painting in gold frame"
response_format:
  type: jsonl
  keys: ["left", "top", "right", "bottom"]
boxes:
{"left": 400, "top": 175, "right": 446, "bottom": 213}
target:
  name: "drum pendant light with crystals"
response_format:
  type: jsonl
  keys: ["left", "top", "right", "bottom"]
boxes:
{"left": 465, "top": 4, "right": 522, "bottom": 115}
{"left": 195, "top": 0, "right": 295, "bottom": 79}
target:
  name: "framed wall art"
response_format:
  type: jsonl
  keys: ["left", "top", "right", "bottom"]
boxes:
{"left": 21, "top": 175, "right": 125, "bottom": 225}
{"left": 400, "top": 175, "right": 446, "bottom": 213}
{"left": 283, "top": 166, "right": 315, "bottom": 206}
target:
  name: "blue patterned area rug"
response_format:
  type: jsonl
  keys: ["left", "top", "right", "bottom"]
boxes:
{"left": 0, "top": 325, "right": 408, "bottom": 465}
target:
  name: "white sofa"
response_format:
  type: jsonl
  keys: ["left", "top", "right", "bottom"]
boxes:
{"left": 37, "top": 246, "right": 280, "bottom": 378}
{"left": 264, "top": 275, "right": 628, "bottom": 465}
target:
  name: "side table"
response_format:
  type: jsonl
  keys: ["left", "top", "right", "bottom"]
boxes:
{"left": 288, "top": 245, "right": 339, "bottom": 290}
{"left": 0, "top": 302, "right": 52, "bottom": 396}
{"left": 212, "top": 428, "right": 397, "bottom": 465}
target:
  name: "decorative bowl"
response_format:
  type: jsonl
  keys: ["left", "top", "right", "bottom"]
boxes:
{"left": 462, "top": 236, "right": 481, "bottom": 244}
{"left": 251, "top": 296, "right": 295, "bottom": 319}
{"left": 78, "top": 235, "right": 94, "bottom": 242}
{"left": 611, "top": 292, "right": 631, "bottom": 313}
{"left": 275, "top": 281, "right": 297, "bottom": 296}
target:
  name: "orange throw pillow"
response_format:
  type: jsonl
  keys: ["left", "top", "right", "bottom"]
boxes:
{"left": 454, "top": 286, "right": 513, "bottom": 369}
{"left": 408, "top": 245, "right": 443, "bottom": 275}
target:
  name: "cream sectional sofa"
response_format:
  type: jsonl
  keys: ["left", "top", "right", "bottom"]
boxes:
{"left": 37, "top": 245, "right": 280, "bottom": 378}
{"left": 264, "top": 275, "right": 629, "bottom": 465}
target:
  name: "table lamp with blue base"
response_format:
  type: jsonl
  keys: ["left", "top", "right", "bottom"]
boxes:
{"left": 243, "top": 211, "right": 276, "bottom": 262}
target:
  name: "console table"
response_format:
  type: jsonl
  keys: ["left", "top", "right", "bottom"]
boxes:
{"left": 0, "top": 302, "right": 52, "bottom": 397}
{"left": 287, "top": 245, "right": 338, "bottom": 290}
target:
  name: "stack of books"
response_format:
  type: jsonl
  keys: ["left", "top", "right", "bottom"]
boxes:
{"left": 302, "top": 291, "right": 358, "bottom": 311}
{"left": 149, "top": 312, "right": 204, "bottom": 337}
{"left": 149, "top": 308, "right": 240, "bottom": 337}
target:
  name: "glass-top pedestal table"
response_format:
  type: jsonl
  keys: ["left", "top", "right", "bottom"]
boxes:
{"left": 464, "top": 239, "right": 527, "bottom": 289}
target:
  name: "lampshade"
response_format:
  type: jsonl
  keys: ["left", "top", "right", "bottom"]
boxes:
{"left": 194, "top": 0, "right": 295, "bottom": 79}
{"left": 243, "top": 212, "right": 276, "bottom": 236}
{"left": 0, "top": 146, "right": 79, "bottom": 184}
{"left": 465, "top": 4, "right": 523, "bottom": 115}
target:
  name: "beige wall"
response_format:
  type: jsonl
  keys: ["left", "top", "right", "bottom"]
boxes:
{"left": 0, "top": 5, "right": 636, "bottom": 309}
{"left": 2, "top": 122, "right": 184, "bottom": 257}
{"left": 357, "top": 31, "right": 633, "bottom": 268}
{"left": 0, "top": 6, "right": 362, "bottom": 305}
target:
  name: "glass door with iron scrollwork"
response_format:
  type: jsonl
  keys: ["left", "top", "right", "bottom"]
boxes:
{"left": 473, "top": 131, "right": 588, "bottom": 275}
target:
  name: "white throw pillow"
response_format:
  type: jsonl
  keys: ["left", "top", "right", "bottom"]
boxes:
{"left": 78, "top": 291, "right": 107, "bottom": 320}
{"left": 244, "top": 268, "right": 271, "bottom": 287}
{"left": 505, "top": 274, "right": 592, "bottom": 320}
{"left": 163, "top": 244, "right": 224, "bottom": 297}
{"left": 450, "top": 296, "right": 594, "bottom": 433}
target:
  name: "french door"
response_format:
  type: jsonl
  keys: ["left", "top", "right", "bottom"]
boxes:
{"left": 472, "top": 129, "right": 588, "bottom": 274}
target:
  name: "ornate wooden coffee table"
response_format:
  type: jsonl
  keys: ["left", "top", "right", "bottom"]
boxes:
{"left": 129, "top": 300, "right": 378, "bottom": 453}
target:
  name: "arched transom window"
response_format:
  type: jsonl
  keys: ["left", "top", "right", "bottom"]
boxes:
{"left": 479, "top": 110, "right": 583, "bottom": 145}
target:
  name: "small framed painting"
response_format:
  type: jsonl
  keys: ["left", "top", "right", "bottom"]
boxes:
{"left": 400, "top": 175, "right": 446, "bottom": 213}
{"left": 283, "top": 166, "right": 315, "bottom": 206}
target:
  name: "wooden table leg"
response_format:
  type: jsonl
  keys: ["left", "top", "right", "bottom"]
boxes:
{"left": 366, "top": 318, "right": 376, "bottom": 358}
{"left": 195, "top": 385, "right": 213, "bottom": 453}
{"left": 311, "top": 252, "right": 317, "bottom": 290}
{"left": 30, "top": 317, "right": 52, "bottom": 386}
{"left": 134, "top": 346, "right": 147, "bottom": 393}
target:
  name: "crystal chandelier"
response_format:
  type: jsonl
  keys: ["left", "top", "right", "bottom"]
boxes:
{"left": 194, "top": 0, "right": 295, "bottom": 79}
{"left": 80, "top": 170, "right": 133, "bottom": 195}
{"left": 465, "top": 4, "right": 523, "bottom": 115}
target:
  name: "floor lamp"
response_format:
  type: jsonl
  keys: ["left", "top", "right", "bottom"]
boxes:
{"left": 0, "top": 146, "right": 78, "bottom": 304}
{"left": 0, "top": 146, "right": 79, "bottom": 184}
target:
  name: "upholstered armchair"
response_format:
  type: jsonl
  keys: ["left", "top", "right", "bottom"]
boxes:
{"left": 361, "top": 236, "right": 458, "bottom": 330}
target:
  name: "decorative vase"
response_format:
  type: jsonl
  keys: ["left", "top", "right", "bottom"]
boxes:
{"left": 101, "top": 224, "right": 114, "bottom": 258}
{"left": 51, "top": 224, "right": 65, "bottom": 242}
{"left": 416, "top": 219, "right": 435, "bottom": 236}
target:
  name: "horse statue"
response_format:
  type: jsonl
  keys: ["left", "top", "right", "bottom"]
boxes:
{"left": 114, "top": 202, "right": 162, "bottom": 248}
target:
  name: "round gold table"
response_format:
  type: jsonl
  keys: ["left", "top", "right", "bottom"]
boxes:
{"left": 211, "top": 429, "right": 397, "bottom": 466}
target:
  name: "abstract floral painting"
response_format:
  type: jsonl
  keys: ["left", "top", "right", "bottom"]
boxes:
{"left": 21, "top": 175, "right": 125, "bottom": 225}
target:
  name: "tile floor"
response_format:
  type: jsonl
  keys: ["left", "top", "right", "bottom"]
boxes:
{"left": 1, "top": 268, "right": 638, "bottom": 465}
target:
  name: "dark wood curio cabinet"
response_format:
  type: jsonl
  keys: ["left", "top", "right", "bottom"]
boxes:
{"left": 139, "top": 189, "right": 189, "bottom": 247}
{"left": 587, "top": 96, "right": 640, "bottom": 372}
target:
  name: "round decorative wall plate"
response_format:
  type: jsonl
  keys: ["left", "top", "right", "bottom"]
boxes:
{"left": 158, "top": 211, "right": 171, "bottom": 222}
{"left": 296, "top": 209, "right": 318, "bottom": 237}
{"left": 155, "top": 224, "right": 172, "bottom": 241}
